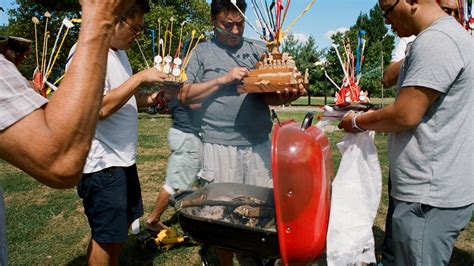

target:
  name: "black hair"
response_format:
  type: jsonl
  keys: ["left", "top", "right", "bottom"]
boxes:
{"left": 211, "top": 0, "right": 247, "bottom": 18}
{"left": 123, "top": 0, "right": 151, "bottom": 19}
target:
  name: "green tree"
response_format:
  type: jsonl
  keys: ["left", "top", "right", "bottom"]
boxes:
{"left": 130, "top": 0, "right": 212, "bottom": 72}
{"left": 282, "top": 34, "right": 324, "bottom": 104}
{"left": 1, "top": 0, "right": 80, "bottom": 78}
{"left": 324, "top": 5, "right": 395, "bottom": 99}
{"left": 1, "top": 0, "right": 212, "bottom": 82}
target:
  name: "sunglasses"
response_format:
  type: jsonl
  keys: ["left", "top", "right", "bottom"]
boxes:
{"left": 381, "top": 0, "right": 400, "bottom": 19}
{"left": 121, "top": 19, "right": 142, "bottom": 37}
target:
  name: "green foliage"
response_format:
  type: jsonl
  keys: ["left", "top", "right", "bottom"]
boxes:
{"left": 1, "top": 0, "right": 80, "bottom": 78}
{"left": 282, "top": 34, "right": 324, "bottom": 105}
{"left": 129, "top": 0, "right": 212, "bottom": 72}
{"left": 324, "top": 5, "right": 396, "bottom": 99}
{"left": 1, "top": 0, "right": 212, "bottom": 80}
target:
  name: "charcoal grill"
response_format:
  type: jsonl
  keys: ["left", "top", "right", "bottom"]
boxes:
{"left": 175, "top": 112, "right": 333, "bottom": 265}
{"left": 176, "top": 183, "right": 280, "bottom": 259}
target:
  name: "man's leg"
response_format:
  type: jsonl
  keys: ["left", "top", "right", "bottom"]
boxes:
{"left": 147, "top": 128, "right": 201, "bottom": 231}
{"left": 78, "top": 167, "right": 138, "bottom": 266}
{"left": 392, "top": 200, "right": 473, "bottom": 265}
{"left": 88, "top": 240, "right": 124, "bottom": 266}
{"left": 146, "top": 189, "right": 171, "bottom": 231}
{"left": 381, "top": 175, "right": 394, "bottom": 265}
{"left": 244, "top": 140, "right": 272, "bottom": 188}
{"left": 420, "top": 204, "right": 473, "bottom": 265}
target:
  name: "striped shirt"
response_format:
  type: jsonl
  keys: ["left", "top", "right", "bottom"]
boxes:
{"left": 0, "top": 54, "right": 47, "bottom": 131}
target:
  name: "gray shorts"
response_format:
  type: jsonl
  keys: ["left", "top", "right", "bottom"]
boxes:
{"left": 391, "top": 199, "right": 473, "bottom": 266}
{"left": 0, "top": 187, "right": 7, "bottom": 266}
{"left": 163, "top": 128, "right": 202, "bottom": 195}
{"left": 198, "top": 140, "right": 273, "bottom": 188}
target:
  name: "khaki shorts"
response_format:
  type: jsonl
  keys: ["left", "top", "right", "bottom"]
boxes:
{"left": 198, "top": 140, "right": 273, "bottom": 188}
{"left": 163, "top": 127, "right": 202, "bottom": 194}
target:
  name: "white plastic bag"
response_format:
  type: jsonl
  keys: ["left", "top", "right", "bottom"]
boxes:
{"left": 326, "top": 131, "right": 382, "bottom": 266}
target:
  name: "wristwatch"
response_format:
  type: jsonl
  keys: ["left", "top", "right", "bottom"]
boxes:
{"left": 351, "top": 114, "right": 366, "bottom": 132}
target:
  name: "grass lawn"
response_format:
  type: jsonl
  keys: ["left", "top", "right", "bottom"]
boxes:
{"left": 1, "top": 109, "right": 472, "bottom": 265}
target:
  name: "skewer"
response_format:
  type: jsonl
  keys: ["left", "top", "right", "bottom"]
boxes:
{"left": 157, "top": 19, "right": 161, "bottom": 58}
{"left": 257, "top": 1, "right": 274, "bottom": 36}
{"left": 182, "top": 34, "right": 205, "bottom": 70}
{"left": 324, "top": 71, "right": 341, "bottom": 91}
{"left": 275, "top": 0, "right": 283, "bottom": 36}
{"left": 46, "top": 18, "right": 74, "bottom": 80}
{"left": 149, "top": 29, "right": 155, "bottom": 58}
{"left": 332, "top": 44, "right": 349, "bottom": 80}
{"left": 260, "top": 0, "right": 273, "bottom": 36}
{"left": 266, "top": 0, "right": 275, "bottom": 30}
{"left": 175, "top": 21, "right": 186, "bottom": 59}
{"left": 40, "top": 11, "right": 51, "bottom": 75}
{"left": 42, "top": 31, "right": 50, "bottom": 77}
{"left": 181, "top": 30, "right": 196, "bottom": 65}
{"left": 168, "top": 17, "right": 175, "bottom": 58}
{"left": 32, "top": 17, "right": 40, "bottom": 71}
{"left": 252, "top": 0, "right": 273, "bottom": 39}
{"left": 280, "top": 0, "right": 291, "bottom": 28}
{"left": 135, "top": 39, "right": 150, "bottom": 68}
{"left": 283, "top": 0, "right": 316, "bottom": 39}
{"left": 250, "top": 1, "right": 267, "bottom": 39}
{"left": 154, "top": 39, "right": 164, "bottom": 68}
{"left": 230, "top": 0, "right": 262, "bottom": 36}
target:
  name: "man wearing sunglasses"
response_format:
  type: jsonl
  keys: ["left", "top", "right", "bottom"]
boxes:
{"left": 177, "top": 0, "right": 305, "bottom": 264}
{"left": 380, "top": 0, "right": 464, "bottom": 264}
{"left": 340, "top": 0, "right": 473, "bottom": 265}
{"left": 66, "top": 2, "right": 172, "bottom": 265}
{"left": 382, "top": 0, "right": 461, "bottom": 88}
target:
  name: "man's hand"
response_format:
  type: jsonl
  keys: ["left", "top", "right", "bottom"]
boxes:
{"left": 338, "top": 111, "right": 358, "bottom": 133}
{"left": 261, "top": 84, "right": 306, "bottom": 106}
{"left": 217, "top": 67, "right": 249, "bottom": 86}
{"left": 79, "top": 0, "right": 136, "bottom": 20}
{"left": 338, "top": 111, "right": 370, "bottom": 134}
{"left": 138, "top": 67, "right": 168, "bottom": 84}
{"left": 275, "top": 85, "right": 307, "bottom": 103}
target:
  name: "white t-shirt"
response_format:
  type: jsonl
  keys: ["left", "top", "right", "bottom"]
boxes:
{"left": 391, "top": 35, "right": 416, "bottom": 62}
{"left": 67, "top": 46, "right": 138, "bottom": 173}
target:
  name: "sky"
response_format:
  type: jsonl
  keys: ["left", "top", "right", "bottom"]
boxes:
{"left": 239, "top": 0, "right": 378, "bottom": 48}
{"left": 0, "top": 0, "right": 380, "bottom": 49}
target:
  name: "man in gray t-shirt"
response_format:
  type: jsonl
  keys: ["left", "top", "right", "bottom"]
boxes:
{"left": 179, "top": 0, "right": 304, "bottom": 188}
{"left": 178, "top": 0, "right": 304, "bottom": 264}
{"left": 340, "top": 0, "right": 473, "bottom": 264}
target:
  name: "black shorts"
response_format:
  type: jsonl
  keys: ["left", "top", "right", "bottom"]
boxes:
{"left": 77, "top": 165, "right": 144, "bottom": 243}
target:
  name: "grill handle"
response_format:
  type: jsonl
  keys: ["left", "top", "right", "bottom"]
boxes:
{"left": 301, "top": 112, "right": 314, "bottom": 130}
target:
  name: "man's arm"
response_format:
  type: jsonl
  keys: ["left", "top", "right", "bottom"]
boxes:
{"left": 382, "top": 59, "right": 404, "bottom": 88}
{"left": 339, "top": 86, "right": 441, "bottom": 133}
{"left": 179, "top": 67, "right": 249, "bottom": 105}
{"left": 99, "top": 67, "right": 167, "bottom": 119}
{"left": 0, "top": 0, "right": 134, "bottom": 189}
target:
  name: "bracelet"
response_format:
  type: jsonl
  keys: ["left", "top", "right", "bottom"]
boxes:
{"left": 351, "top": 113, "right": 366, "bottom": 132}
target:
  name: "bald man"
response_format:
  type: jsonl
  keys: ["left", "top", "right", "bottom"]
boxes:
{"left": 340, "top": 0, "right": 474, "bottom": 265}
